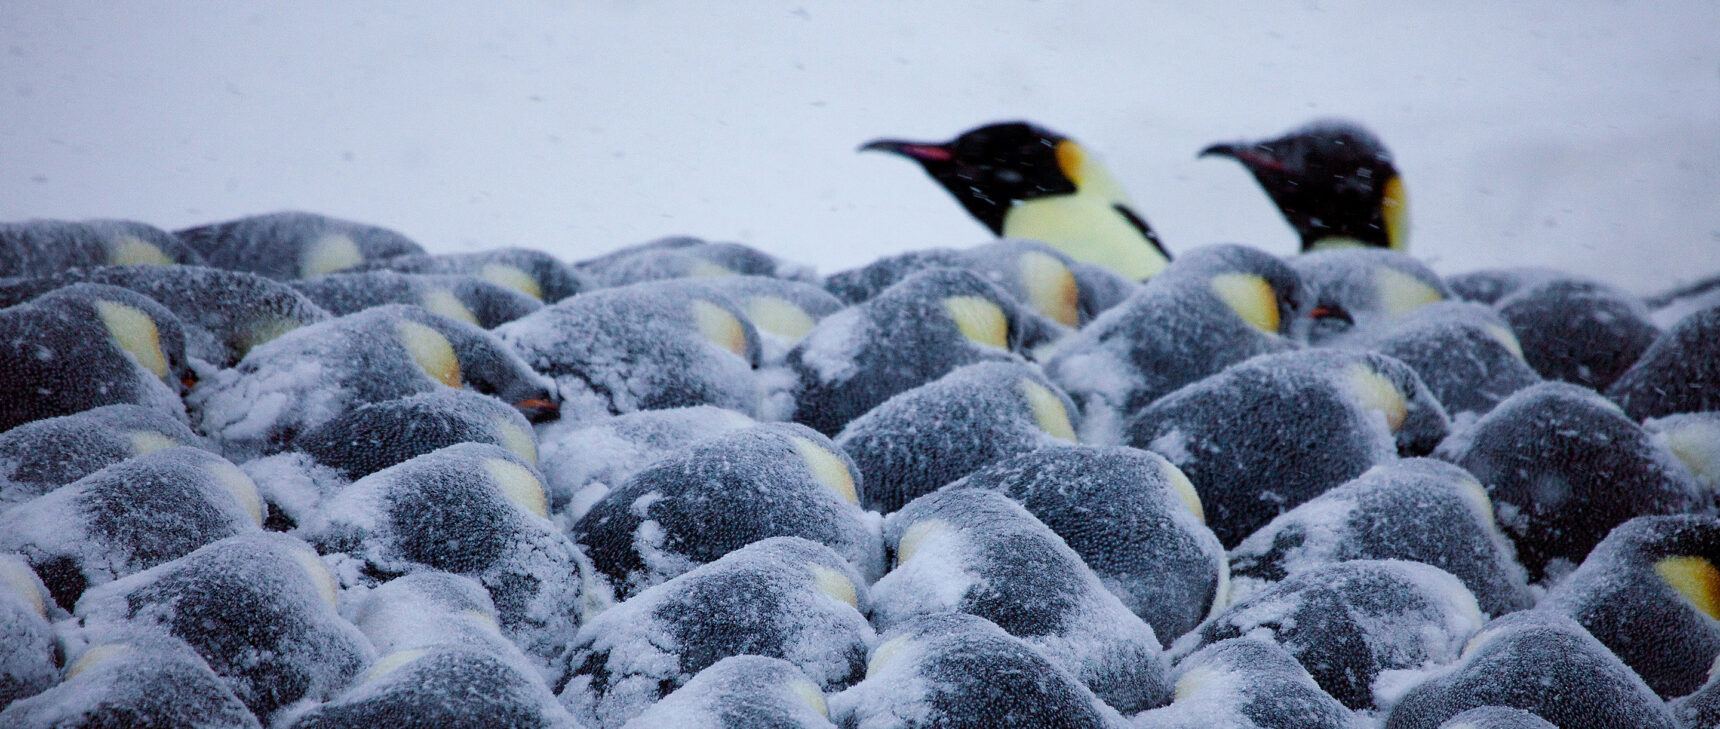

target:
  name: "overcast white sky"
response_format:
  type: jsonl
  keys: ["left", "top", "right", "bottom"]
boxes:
{"left": 3, "top": 2, "right": 1716, "bottom": 293}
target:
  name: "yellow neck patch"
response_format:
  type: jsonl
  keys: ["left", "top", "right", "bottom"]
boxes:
{"left": 1382, "top": 175, "right": 1409, "bottom": 251}
{"left": 1020, "top": 379, "right": 1077, "bottom": 442}
{"left": 1160, "top": 460, "right": 1205, "bottom": 523}
{"left": 790, "top": 679, "right": 829, "bottom": 718}
{"left": 688, "top": 260, "right": 738, "bottom": 278}
{"left": 1346, "top": 364, "right": 1408, "bottom": 432}
{"left": 1485, "top": 324, "right": 1526, "bottom": 360}
{"left": 364, "top": 648, "right": 429, "bottom": 684}
{"left": 396, "top": 320, "right": 462, "bottom": 388}
{"left": 866, "top": 635, "right": 910, "bottom": 678}
{"left": 691, "top": 299, "right": 750, "bottom": 358}
{"left": 943, "top": 296, "right": 1010, "bottom": 349}
{"left": 1018, "top": 251, "right": 1081, "bottom": 327}
{"left": 746, "top": 296, "right": 818, "bottom": 340}
{"left": 420, "top": 288, "right": 479, "bottom": 326}
{"left": 128, "top": 430, "right": 177, "bottom": 456}
{"left": 96, "top": 300, "right": 169, "bottom": 380}
{"left": 206, "top": 459, "right": 265, "bottom": 525}
{"left": 301, "top": 233, "right": 363, "bottom": 277}
{"left": 107, "top": 235, "right": 173, "bottom": 266}
{"left": 485, "top": 458, "right": 549, "bottom": 519}
{"left": 480, "top": 263, "right": 543, "bottom": 300}
{"left": 0, "top": 558, "right": 46, "bottom": 618}
{"left": 895, "top": 518, "right": 949, "bottom": 566}
{"left": 493, "top": 417, "right": 539, "bottom": 466}
{"left": 67, "top": 644, "right": 130, "bottom": 680}
{"left": 1656, "top": 555, "right": 1720, "bottom": 620}
{"left": 1003, "top": 198, "right": 1167, "bottom": 280}
{"left": 792, "top": 436, "right": 858, "bottom": 504}
{"left": 292, "top": 546, "right": 340, "bottom": 609}
{"left": 1374, "top": 267, "right": 1444, "bottom": 318}
{"left": 1209, "top": 273, "right": 1280, "bottom": 334}
{"left": 811, "top": 565, "right": 858, "bottom": 608}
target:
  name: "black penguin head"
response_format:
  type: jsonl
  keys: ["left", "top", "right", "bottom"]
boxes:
{"left": 1201, "top": 119, "right": 1406, "bottom": 251}
{"left": 862, "top": 121, "right": 1078, "bottom": 234}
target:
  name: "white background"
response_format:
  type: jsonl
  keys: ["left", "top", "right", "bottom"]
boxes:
{"left": 3, "top": 2, "right": 1716, "bottom": 293}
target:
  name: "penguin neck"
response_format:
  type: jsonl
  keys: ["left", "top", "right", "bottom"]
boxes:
{"left": 1000, "top": 194, "right": 1169, "bottom": 280}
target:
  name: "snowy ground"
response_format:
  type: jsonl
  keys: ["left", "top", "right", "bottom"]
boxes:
{"left": 2, "top": 1, "right": 1716, "bottom": 294}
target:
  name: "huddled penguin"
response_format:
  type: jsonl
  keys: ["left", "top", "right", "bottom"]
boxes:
{"left": 785, "top": 267, "right": 1034, "bottom": 436}
{"left": 1124, "top": 349, "right": 1449, "bottom": 547}
{"left": 827, "top": 612, "right": 1129, "bottom": 729}
{"left": 1435, "top": 381, "right": 1704, "bottom": 580}
{"left": 1201, "top": 119, "right": 1407, "bottom": 251}
{"left": 0, "top": 404, "right": 208, "bottom": 509}
{"left": 0, "top": 283, "right": 191, "bottom": 431}
{"left": 1646, "top": 271, "right": 1720, "bottom": 329}
{"left": 1646, "top": 412, "right": 1720, "bottom": 496}
{"left": 557, "top": 537, "right": 873, "bottom": 729}
{"left": 1541, "top": 515, "right": 1720, "bottom": 699}
{"left": 1493, "top": 275, "right": 1661, "bottom": 391}
{"left": 1229, "top": 458, "right": 1534, "bottom": 616}
{"left": 574, "top": 235, "right": 814, "bottom": 289}
{"left": 0, "top": 446, "right": 262, "bottom": 611}
{"left": 862, "top": 121, "right": 1172, "bottom": 280}
{"left": 1174, "top": 560, "right": 1484, "bottom": 711}
{"left": 0, "top": 554, "right": 57, "bottom": 709}
{"left": 1364, "top": 302, "right": 1542, "bottom": 419}
{"left": 1289, "top": 248, "right": 1449, "bottom": 344}
{"left": 680, "top": 276, "right": 846, "bottom": 369}
{"left": 1444, "top": 267, "right": 1565, "bottom": 306}
{"left": 573, "top": 423, "right": 881, "bottom": 601}
{"left": 1434, "top": 707, "right": 1560, "bottom": 729}
{"left": 1383, "top": 610, "right": 1677, "bottom": 729}
{"left": 279, "top": 645, "right": 579, "bottom": 729}
{"left": 1607, "top": 300, "right": 1720, "bottom": 420}
{"left": 1044, "top": 244, "right": 1305, "bottom": 442}
{"left": 350, "top": 571, "right": 526, "bottom": 661}
{"left": 535, "top": 406, "right": 756, "bottom": 519}
{"left": 0, "top": 628, "right": 261, "bottom": 729}
{"left": 0, "top": 218, "right": 203, "bottom": 277}
{"left": 293, "top": 389, "right": 539, "bottom": 481}
{"left": 873, "top": 488, "right": 1171, "bottom": 713}
{"left": 623, "top": 655, "right": 838, "bottom": 729}
{"left": 354, "top": 247, "right": 585, "bottom": 302}
{"left": 823, "top": 238, "right": 1099, "bottom": 328}
{"left": 174, "top": 211, "right": 423, "bottom": 279}
{"left": 0, "top": 265, "right": 332, "bottom": 369}
{"left": 1675, "top": 665, "right": 1720, "bottom": 729}
{"left": 299, "top": 443, "right": 585, "bottom": 673}
{"left": 493, "top": 278, "right": 761, "bottom": 418}
{"left": 72, "top": 532, "right": 374, "bottom": 723}
{"left": 290, "top": 270, "right": 542, "bottom": 328}
{"left": 191, "top": 304, "right": 554, "bottom": 459}
{"left": 944, "top": 443, "right": 1225, "bottom": 643}
{"left": 833, "top": 361, "right": 1078, "bottom": 514}
{"left": 1132, "top": 637, "right": 1358, "bottom": 729}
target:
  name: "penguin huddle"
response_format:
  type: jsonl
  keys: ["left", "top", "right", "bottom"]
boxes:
{"left": 0, "top": 120, "right": 1717, "bottom": 729}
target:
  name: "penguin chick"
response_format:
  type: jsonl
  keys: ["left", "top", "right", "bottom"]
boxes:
{"left": 1383, "top": 610, "right": 1677, "bottom": 729}
{"left": 1364, "top": 301, "right": 1541, "bottom": 419}
{"left": 0, "top": 283, "right": 191, "bottom": 431}
{"left": 1045, "top": 243, "right": 1306, "bottom": 443}
{"left": 787, "top": 268, "right": 1034, "bottom": 436}
{"left": 874, "top": 488, "right": 1171, "bottom": 714}
{"left": 557, "top": 537, "right": 873, "bottom": 729}
{"left": 1174, "top": 560, "right": 1485, "bottom": 711}
{"left": 535, "top": 405, "right": 756, "bottom": 519}
{"left": 824, "top": 238, "right": 1096, "bottom": 328}
{"left": 301, "top": 443, "right": 585, "bottom": 674}
{"left": 355, "top": 247, "right": 586, "bottom": 302}
{"left": 0, "top": 554, "right": 57, "bottom": 709}
{"left": 291, "top": 270, "right": 543, "bottom": 328}
{"left": 1289, "top": 248, "right": 1450, "bottom": 344}
{"left": 573, "top": 423, "right": 881, "bottom": 601}
{"left": 280, "top": 645, "right": 579, "bottom": 729}
{"left": 73, "top": 532, "right": 374, "bottom": 722}
{"left": 1435, "top": 707, "right": 1559, "bottom": 729}
{"left": 1229, "top": 458, "right": 1533, "bottom": 617}
{"left": 0, "top": 404, "right": 209, "bottom": 509}
{"left": 1542, "top": 515, "right": 1720, "bottom": 699}
{"left": 175, "top": 211, "right": 424, "bottom": 279}
{"left": 574, "top": 235, "right": 815, "bottom": 289}
{"left": 1494, "top": 275, "right": 1660, "bottom": 391}
{"left": 0, "top": 265, "right": 331, "bottom": 368}
{"left": 1133, "top": 637, "right": 1360, "bottom": 729}
{"left": 834, "top": 361, "right": 1078, "bottom": 514}
{"left": 191, "top": 304, "right": 555, "bottom": 460}
{"left": 1125, "top": 349, "right": 1449, "bottom": 547}
{"left": 944, "top": 443, "right": 1225, "bottom": 644}
{"left": 1435, "top": 382, "right": 1703, "bottom": 581}
{"left": 494, "top": 279, "right": 762, "bottom": 418}
{"left": 827, "top": 612, "right": 1130, "bottom": 729}
{"left": 623, "top": 655, "right": 838, "bottom": 729}
{"left": 1202, "top": 119, "right": 1407, "bottom": 251}
{"left": 0, "top": 218, "right": 203, "bottom": 277}
{"left": 350, "top": 571, "right": 526, "bottom": 661}
{"left": 863, "top": 121, "right": 1171, "bottom": 281}
{"left": 1607, "top": 300, "right": 1720, "bottom": 420}
{"left": 0, "top": 446, "right": 262, "bottom": 611}
{"left": 0, "top": 628, "right": 260, "bottom": 729}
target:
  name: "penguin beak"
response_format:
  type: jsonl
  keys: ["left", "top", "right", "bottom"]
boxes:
{"left": 1200, "top": 142, "right": 1288, "bottom": 173}
{"left": 513, "top": 398, "right": 559, "bottom": 424}
{"left": 860, "top": 139, "right": 955, "bottom": 163}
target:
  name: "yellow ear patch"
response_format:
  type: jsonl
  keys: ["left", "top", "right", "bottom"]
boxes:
{"left": 479, "top": 263, "right": 543, "bottom": 300}
{"left": 1374, "top": 267, "right": 1444, "bottom": 318}
{"left": 688, "top": 260, "right": 739, "bottom": 278}
{"left": 811, "top": 565, "right": 858, "bottom": 608}
{"left": 493, "top": 417, "right": 539, "bottom": 466}
{"left": 1382, "top": 175, "right": 1409, "bottom": 251}
{"left": 396, "top": 320, "right": 462, "bottom": 388}
{"left": 1018, "top": 251, "right": 1081, "bottom": 327}
{"left": 746, "top": 296, "right": 818, "bottom": 340}
{"left": 1664, "top": 420, "right": 1720, "bottom": 486}
{"left": 1455, "top": 474, "right": 1498, "bottom": 530}
{"left": 790, "top": 678, "right": 829, "bottom": 718}
{"left": 691, "top": 300, "right": 750, "bottom": 358}
{"left": 895, "top": 519, "right": 951, "bottom": 568}
{"left": 420, "top": 288, "right": 479, "bottom": 326}
{"left": 206, "top": 459, "right": 264, "bottom": 525}
{"left": 792, "top": 437, "right": 858, "bottom": 504}
{"left": 364, "top": 648, "right": 429, "bottom": 684}
{"left": 128, "top": 430, "right": 177, "bottom": 456}
{"left": 1656, "top": 555, "right": 1720, "bottom": 620}
{"left": 866, "top": 635, "right": 910, "bottom": 678}
{"left": 0, "top": 558, "right": 46, "bottom": 618}
{"left": 1020, "top": 379, "right": 1077, "bottom": 442}
{"left": 1347, "top": 364, "right": 1408, "bottom": 432}
{"left": 1485, "top": 324, "right": 1526, "bottom": 360}
{"left": 485, "top": 458, "right": 548, "bottom": 519}
{"left": 96, "top": 300, "right": 169, "bottom": 380}
{"left": 1173, "top": 664, "right": 1215, "bottom": 702}
{"left": 240, "top": 317, "right": 302, "bottom": 358}
{"left": 67, "top": 643, "right": 130, "bottom": 680}
{"left": 107, "top": 235, "right": 173, "bottom": 266}
{"left": 943, "top": 296, "right": 1010, "bottom": 349}
{"left": 291, "top": 547, "right": 340, "bottom": 609}
{"left": 1160, "top": 459, "right": 1205, "bottom": 524}
{"left": 1209, "top": 273, "right": 1280, "bottom": 334}
{"left": 301, "top": 233, "right": 363, "bottom": 277}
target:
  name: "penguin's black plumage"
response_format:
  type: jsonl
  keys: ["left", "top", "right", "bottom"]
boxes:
{"left": 0, "top": 554, "right": 57, "bottom": 710}
{"left": 535, "top": 405, "right": 756, "bottom": 519}
{"left": 0, "top": 404, "right": 209, "bottom": 509}
{"left": 1607, "top": 300, "right": 1720, "bottom": 420}
{"left": 573, "top": 235, "right": 814, "bottom": 289}
{"left": 1202, "top": 119, "right": 1407, "bottom": 251}
{"left": 290, "top": 270, "right": 542, "bottom": 328}
{"left": 0, "top": 218, "right": 204, "bottom": 277}
{"left": 280, "top": 645, "right": 578, "bottom": 729}
{"left": 823, "top": 239, "right": 1097, "bottom": 328}
{"left": 1364, "top": 301, "right": 1542, "bottom": 419}
{"left": 1494, "top": 275, "right": 1660, "bottom": 391}
{"left": 0, "top": 628, "right": 262, "bottom": 729}
{"left": 175, "top": 211, "right": 425, "bottom": 279}
{"left": 354, "top": 247, "right": 586, "bottom": 302}
{"left": 624, "top": 655, "right": 837, "bottom": 729}
{"left": 293, "top": 389, "right": 539, "bottom": 481}
{"left": 1132, "top": 637, "right": 1355, "bottom": 729}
